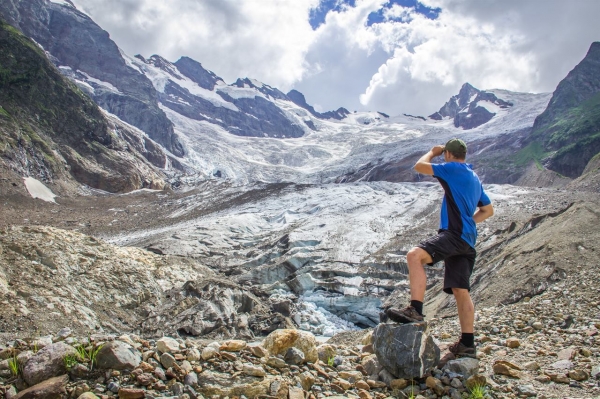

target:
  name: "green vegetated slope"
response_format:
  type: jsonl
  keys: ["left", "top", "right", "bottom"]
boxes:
{"left": 518, "top": 42, "right": 600, "bottom": 178}
{"left": 0, "top": 19, "right": 165, "bottom": 192}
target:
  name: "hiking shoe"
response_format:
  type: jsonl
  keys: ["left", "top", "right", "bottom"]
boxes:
{"left": 448, "top": 341, "right": 477, "bottom": 358}
{"left": 386, "top": 305, "right": 424, "bottom": 324}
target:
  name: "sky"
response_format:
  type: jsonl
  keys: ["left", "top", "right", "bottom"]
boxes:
{"left": 69, "top": 0, "right": 600, "bottom": 117}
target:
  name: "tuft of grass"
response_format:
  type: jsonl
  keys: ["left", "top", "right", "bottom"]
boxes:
{"left": 327, "top": 356, "right": 335, "bottom": 367}
{"left": 468, "top": 382, "right": 488, "bottom": 399}
{"left": 74, "top": 343, "right": 103, "bottom": 371}
{"left": 63, "top": 354, "right": 79, "bottom": 371}
{"left": 8, "top": 353, "right": 20, "bottom": 377}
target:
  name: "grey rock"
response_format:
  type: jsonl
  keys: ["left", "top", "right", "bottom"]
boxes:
{"left": 372, "top": 322, "right": 440, "bottom": 379}
{"left": 160, "top": 352, "right": 177, "bottom": 369}
{"left": 22, "top": 342, "right": 77, "bottom": 386}
{"left": 551, "top": 359, "right": 574, "bottom": 370}
{"left": 54, "top": 327, "right": 72, "bottom": 341}
{"left": 592, "top": 365, "right": 600, "bottom": 379}
{"left": 516, "top": 384, "right": 537, "bottom": 397}
{"left": 5, "top": 385, "right": 17, "bottom": 399}
{"left": 443, "top": 357, "right": 480, "bottom": 380}
{"left": 157, "top": 337, "right": 180, "bottom": 354}
{"left": 184, "top": 385, "right": 199, "bottom": 399}
{"left": 378, "top": 368, "right": 395, "bottom": 385}
{"left": 154, "top": 367, "right": 167, "bottom": 380}
{"left": 107, "top": 381, "right": 120, "bottom": 393}
{"left": 171, "top": 382, "right": 184, "bottom": 396}
{"left": 284, "top": 347, "right": 306, "bottom": 365}
{"left": 96, "top": 341, "right": 141, "bottom": 370}
{"left": 184, "top": 371, "right": 198, "bottom": 387}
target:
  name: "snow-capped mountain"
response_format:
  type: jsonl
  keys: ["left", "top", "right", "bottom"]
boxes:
{"left": 429, "top": 82, "right": 514, "bottom": 129}
{"left": 0, "top": 0, "right": 554, "bottom": 187}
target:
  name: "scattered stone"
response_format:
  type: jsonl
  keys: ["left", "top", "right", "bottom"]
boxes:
{"left": 568, "top": 369, "right": 589, "bottom": 381}
{"left": 265, "top": 356, "right": 287, "bottom": 368}
{"left": 288, "top": 386, "right": 304, "bottom": 399}
{"left": 160, "top": 352, "right": 177, "bottom": 369}
{"left": 522, "top": 361, "right": 540, "bottom": 371}
{"left": 248, "top": 344, "right": 268, "bottom": 358}
{"left": 96, "top": 341, "right": 141, "bottom": 370}
{"left": 77, "top": 393, "right": 99, "bottom": 399}
{"left": 284, "top": 347, "right": 305, "bottom": 365}
{"left": 317, "top": 344, "right": 336, "bottom": 362}
{"left": 22, "top": 342, "right": 77, "bottom": 386}
{"left": 186, "top": 348, "right": 201, "bottom": 362}
{"left": 516, "top": 384, "right": 537, "bottom": 397}
{"left": 493, "top": 360, "right": 522, "bottom": 378}
{"left": 263, "top": 329, "right": 318, "bottom": 363}
{"left": 220, "top": 340, "right": 247, "bottom": 352}
{"left": 390, "top": 378, "right": 408, "bottom": 390}
{"left": 14, "top": 374, "right": 69, "bottom": 399}
{"left": 426, "top": 376, "right": 445, "bottom": 396}
{"left": 243, "top": 364, "right": 266, "bottom": 377}
{"left": 117, "top": 388, "right": 146, "bottom": 399}
{"left": 506, "top": 338, "right": 520, "bottom": 348}
{"left": 184, "top": 371, "right": 199, "bottom": 386}
{"left": 443, "top": 357, "right": 479, "bottom": 380}
{"left": 156, "top": 337, "right": 180, "bottom": 354}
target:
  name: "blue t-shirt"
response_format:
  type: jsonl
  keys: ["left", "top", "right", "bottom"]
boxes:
{"left": 431, "top": 162, "right": 491, "bottom": 248}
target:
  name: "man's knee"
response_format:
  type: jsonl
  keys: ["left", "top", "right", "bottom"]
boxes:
{"left": 407, "top": 247, "right": 430, "bottom": 266}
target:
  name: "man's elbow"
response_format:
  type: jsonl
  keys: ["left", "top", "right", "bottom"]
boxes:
{"left": 414, "top": 162, "right": 428, "bottom": 174}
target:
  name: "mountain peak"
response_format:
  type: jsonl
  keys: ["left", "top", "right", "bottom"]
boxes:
{"left": 429, "top": 83, "right": 512, "bottom": 129}
{"left": 174, "top": 57, "right": 224, "bottom": 90}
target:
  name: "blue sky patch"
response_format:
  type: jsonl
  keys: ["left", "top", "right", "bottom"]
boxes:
{"left": 309, "top": 0, "right": 440, "bottom": 30}
{"left": 309, "top": 0, "right": 356, "bottom": 30}
{"left": 367, "top": 0, "right": 441, "bottom": 26}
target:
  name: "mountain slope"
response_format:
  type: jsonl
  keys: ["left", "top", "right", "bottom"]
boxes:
{"left": 523, "top": 41, "right": 600, "bottom": 178}
{"left": 0, "top": 0, "right": 184, "bottom": 157}
{"left": 0, "top": 19, "right": 167, "bottom": 193}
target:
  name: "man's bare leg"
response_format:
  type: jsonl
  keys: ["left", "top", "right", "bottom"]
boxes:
{"left": 385, "top": 247, "right": 433, "bottom": 323}
{"left": 452, "top": 288, "right": 474, "bottom": 333}
{"left": 406, "top": 247, "right": 433, "bottom": 302}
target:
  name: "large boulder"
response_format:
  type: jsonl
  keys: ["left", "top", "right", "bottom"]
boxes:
{"left": 22, "top": 342, "right": 77, "bottom": 386}
{"left": 15, "top": 374, "right": 69, "bottom": 399}
{"left": 96, "top": 341, "right": 141, "bottom": 370}
{"left": 262, "top": 329, "right": 318, "bottom": 363}
{"left": 372, "top": 322, "right": 439, "bottom": 379}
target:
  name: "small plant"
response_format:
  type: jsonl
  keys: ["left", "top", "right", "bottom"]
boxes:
{"left": 74, "top": 343, "right": 103, "bottom": 371}
{"left": 468, "top": 382, "right": 487, "bottom": 399}
{"left": 63, "top": 354, "right": 79, "bottom": 371}
{"left": 8, "top": 353, "right": 20, "bottom": 377}
{"left": 326, "top": 356, "right": 335, "bottom": 367}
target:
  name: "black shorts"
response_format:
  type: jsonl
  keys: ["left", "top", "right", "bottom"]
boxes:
{"left": 417, "top": 230, "right": 476, "bottom": 294}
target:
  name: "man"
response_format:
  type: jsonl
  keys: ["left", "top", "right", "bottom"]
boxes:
{"left": 386, "top": 138, "right": 494, "bottom": 358}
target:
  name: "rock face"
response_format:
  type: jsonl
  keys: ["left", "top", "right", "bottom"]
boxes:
{"left": 0, "top": 225, "right": 214, "bottom": 337}
{"left": 22, "top": 342, "right": 77, "bottom": 386}
{"left": 528, "top": 41, "right": 600, "bottom": 178}
{"left": 0, "top": 20, "right": 168, "bottom": 193}
{"left": 0, "top": 0, "right": 184, "bottom": 157}
{"left": 372, "top": 323, "right": 440, "bottom": 379}
{"left": 140, "top": 278, "right": 291, "bottom": 339}
{"left": 429, "top": 82, "right": 512, "bottom": 129}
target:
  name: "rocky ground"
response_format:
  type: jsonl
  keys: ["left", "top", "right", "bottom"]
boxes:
{"left": 1, "top": 174, "right": 600, "bottom": 398}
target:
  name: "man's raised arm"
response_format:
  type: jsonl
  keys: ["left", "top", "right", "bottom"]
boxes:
{"left": 414, "top": 145, "right": 445, "bottom": 175}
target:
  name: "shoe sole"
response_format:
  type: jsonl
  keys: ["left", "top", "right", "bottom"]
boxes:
{"left": 386, "top": 308, "right": 424, "bottom": 324}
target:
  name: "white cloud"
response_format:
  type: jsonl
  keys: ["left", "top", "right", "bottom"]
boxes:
{"left": 69, "top": 0, "right": 600, "bottom": 116}
{"left": 71, "top": 0, "right": 320, "bottom": 89}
